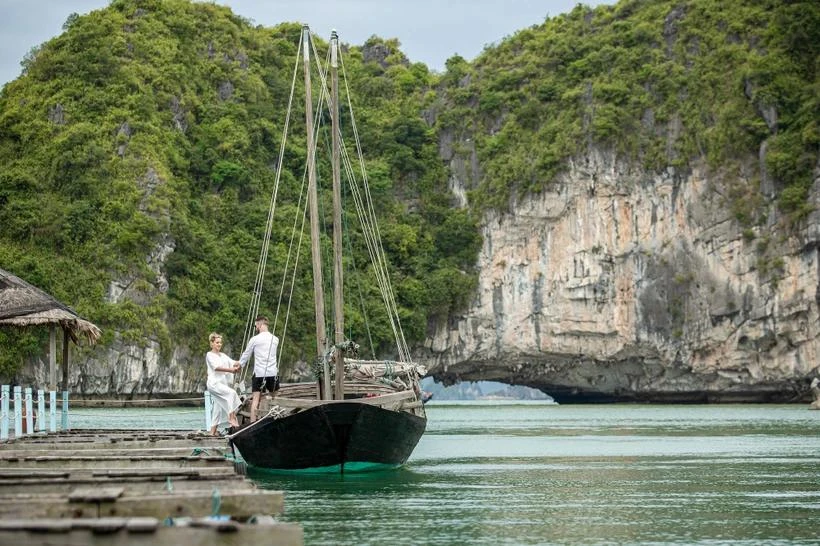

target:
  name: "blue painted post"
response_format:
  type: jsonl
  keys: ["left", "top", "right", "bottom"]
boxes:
{"left": 24, "top": 388, "right": 33, "bottom": 436}
{"left": 49, "top": 391, "right": 57, "bottom": 432}
{"left": 37, "top": 390, "right": 45, "bottom": 433}
{"left": 61, "top": 391, "right": 69, "bottom": 431}
{"left": 13, "top": 386, "right": 22, "bottom": 438}
{"left": 1, "top": 385, "right": 8, "bottom": 441}
{"left": 204, "top": 391, "right": 212, "bottom": 431}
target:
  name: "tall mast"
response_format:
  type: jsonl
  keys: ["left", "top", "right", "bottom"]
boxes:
{"left": 302, "top": 26, "right": 330, "bottom": 399}
{"left": 330, "top": 30, "right": 344, "bottom": 401}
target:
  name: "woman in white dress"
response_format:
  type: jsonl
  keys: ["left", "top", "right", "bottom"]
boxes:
{"left": 206, "top": 332, "right": 241, "bottom": 435}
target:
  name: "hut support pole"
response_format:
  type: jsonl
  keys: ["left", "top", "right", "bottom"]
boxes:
{"left": 61, "top": 329, "right": 69, "bottom": 431}
{"left": 61, "top": 329, "right": 69, "bottom": 392}
{"left": 49, "top": 326, "right": 57, "bottom": 391}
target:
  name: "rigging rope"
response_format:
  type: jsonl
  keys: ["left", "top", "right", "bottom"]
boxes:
{"left": 340, "top": 53, "right": 412, "bottom": 362}
{"left": 242, "top": 27, "right": 416, "bottom": 385}
{"left": 276, "top": 31, "right": 335, "bottom": 366}
{"left": 346, "top": 226, "right": 377, "bottom": 358}
{"left": 309, "top": 36, "right": 413, "bottom": 363}
{"left": 243, "top": 28, "right": 335, "bottom": 385}
{"left": 239, "top": 30, "right": 304, "bottom": 386}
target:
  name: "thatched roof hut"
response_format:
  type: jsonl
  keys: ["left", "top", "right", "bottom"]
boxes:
{"left": 0, "top": 267, "right": 101, "bottom": 391}
{"left": 0, "top": 268, "right": 101, "bottom": 344}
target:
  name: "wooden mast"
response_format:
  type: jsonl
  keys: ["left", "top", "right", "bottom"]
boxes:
{"left": 330, "top": 30, "right": 345, "bottom": 401}
{"left": 302, "top": 26, "right": 330, "bottom": 399}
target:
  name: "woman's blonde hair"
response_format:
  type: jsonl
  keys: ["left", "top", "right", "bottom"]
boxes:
{"left": 208, "top": 332, "right": 222, "bottom": 344}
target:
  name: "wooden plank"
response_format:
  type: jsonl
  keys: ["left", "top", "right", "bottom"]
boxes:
{"left": 0, "top": 518, "right": 74, "bottom": 532}
{"left": 91, "top": 468, "right": 234, "bottom": 478}
{"left": 0, "top": 472, "right": 242, "bottom": 486}
{"left": 0, "top": 492, "right": 65, "bottom": 502}
{"left": 69, "top": 487, "right": 124, "bottom": 502}
{"left": 22, "top": 455, "right": 228, "bottom": 462}
{"left": 274, "top": 380, "right": 399, "bottom": 399}
{"left": 0, "top": 479, "right": 250, "bottom": 496}
{"left": 0, "top": 498, "right": 100, "bottom": 518}
{"left": 0, "top": 446, "right": 232, "bottom": 458}
{"left": 0, "top": 469, "right": 70, "bottom": 478}
{"left": 0, "top": 522, "right": 303, "bottom": 546}
{"left": 0, "top": 456, "right": 230, "bottom": 469}
{"left": 17, "top": 431, "right": 213, "bottom": 439}
{"left": 75, "top": 517, "right": 127, "bottom": 533}
{"left": 272, "top": 389, "right": 417, "bottom": 409}
{"left": 2, "top": 432, "right": 200, "bottom": 442}
{"left": 0, "top": 484, "right": 243, "bottom": 500}
{"left": 1, "top": 438, "right": 228, "bottom": 452}
{"left": 0, "top": 490, "right": 285, "bottom": 519}
{"left": 0, "top": 466, "right": 237, "bottom": 479}
{"left": 125, "top": 517, "right": 160, "bottom": 532}
{"left": 99, "top": 490, "right": 285, "bottom": 519}
{"left": 40, "top": 428, "right": 203, "bottom": 435}
{"left": 113, "top": 467, "right": 232, "bottom": 477}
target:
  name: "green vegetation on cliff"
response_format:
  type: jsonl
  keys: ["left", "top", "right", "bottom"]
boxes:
{"left": 438, "top": 0, "right": 818, "bottom": 219}
{"left": 0, "top": 0, "right": 479, "bottom": 374}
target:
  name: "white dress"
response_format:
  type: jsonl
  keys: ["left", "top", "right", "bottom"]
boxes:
{"left": 206, "top": 351, "right": 241, "bottom": 428}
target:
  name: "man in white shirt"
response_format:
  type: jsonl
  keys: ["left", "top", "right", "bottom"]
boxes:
{"left": 239, "top": 315, "right": 280, "bottom": 422}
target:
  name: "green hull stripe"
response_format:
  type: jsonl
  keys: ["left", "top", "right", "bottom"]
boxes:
{"left": 248, "top": 461, "right": 400, "bottom": 475}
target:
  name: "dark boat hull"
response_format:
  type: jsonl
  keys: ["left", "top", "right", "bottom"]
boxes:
{"left": 228, "top": 402, "right": 426, "bottom": 472}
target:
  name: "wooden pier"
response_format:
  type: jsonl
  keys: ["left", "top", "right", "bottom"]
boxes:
{"left": 0, "top": 428, "right": 302, "bottom": 545}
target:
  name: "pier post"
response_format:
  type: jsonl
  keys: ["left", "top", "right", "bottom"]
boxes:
{"left": 13, "top": 386, "right": 22, "bottom": 438}
{"left": 61, "top": 391, "right": 69, "bottom": 431}
{"left": 37, "top": 390, "right": 45, "bottom": 432}
{"left": 204, "top": 391, "right": 212, "bottom": 431}
{"left": 24, "top": 388, "right": 33, "bottom": 435}
{"left": 1, "top": 385, "right": 8, "bottom": 440}
{"left": 49, "top": 391, "right": 57, "bottom": 432}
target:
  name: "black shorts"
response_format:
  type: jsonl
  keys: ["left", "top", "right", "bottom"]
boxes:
{"left": 252, "top": 376, "right": 280, "bottom": 393}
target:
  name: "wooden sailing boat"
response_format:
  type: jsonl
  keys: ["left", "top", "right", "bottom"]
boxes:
{"left": 227, "top": 27, "right": 427, "bottom": 473}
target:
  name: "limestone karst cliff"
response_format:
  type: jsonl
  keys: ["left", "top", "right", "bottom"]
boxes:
{"left": 420, "top": 148, "right": 820, "bottom": 402}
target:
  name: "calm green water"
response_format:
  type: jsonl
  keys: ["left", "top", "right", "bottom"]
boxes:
{"left": 70, "top": 402, "right": 820, "bottom": 545}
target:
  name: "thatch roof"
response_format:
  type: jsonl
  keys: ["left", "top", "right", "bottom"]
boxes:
{"left": 0, "top": 268, "right": 101, "bottom": 344}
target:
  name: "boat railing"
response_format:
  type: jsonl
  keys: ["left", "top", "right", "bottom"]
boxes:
{"left": 268, "top": 389, "right": 416, "bottom": 410}
{"left": 343, "top": 359, "right": 427, "bottom": 378}
{"left": 274, "top": 380, "right": 397, "bottom": 399}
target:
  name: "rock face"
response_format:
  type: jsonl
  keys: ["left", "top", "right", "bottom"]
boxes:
{"left": 23, "top": 337, "right": 206, "bottom": 399}
{"left": 420, "top": 149, "right": 820, "bottom": 402}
